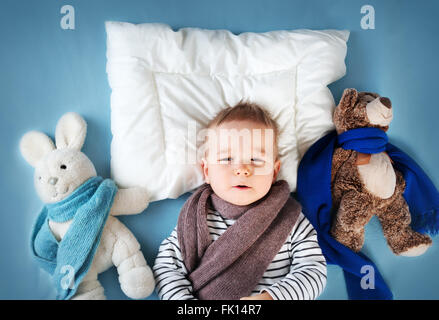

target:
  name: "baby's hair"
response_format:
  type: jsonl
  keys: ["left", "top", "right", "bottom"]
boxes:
{"left": 206, "top": 100, "right": 280, "bottom": 158}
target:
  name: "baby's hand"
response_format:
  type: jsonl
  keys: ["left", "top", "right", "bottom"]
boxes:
{"left": 240, "top": 292, "right": 273, "bottom": 300}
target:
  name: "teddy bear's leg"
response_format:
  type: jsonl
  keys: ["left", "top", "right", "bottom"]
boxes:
{"left": 331, "top": 191, "right": 374, "bottom": 252}
{"left": 376, "top": 196, "right": 432, "bottom": 256}
{"left": 109, "top": 217, "right": 155, "bottom": 299}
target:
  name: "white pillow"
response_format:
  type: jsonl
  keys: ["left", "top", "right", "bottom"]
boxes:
{"left": 105, "top": 21, "right": 349, "bottom": 202}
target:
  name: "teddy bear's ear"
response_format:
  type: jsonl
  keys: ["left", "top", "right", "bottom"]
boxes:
{"left": 339, "top": 88, "right": 359, "bottom": 110}
{"left": 20, "top": 131, "right": 55, "bottom": 167}
{"left": 55, "top": 112, "right": 87, "bottom": 150}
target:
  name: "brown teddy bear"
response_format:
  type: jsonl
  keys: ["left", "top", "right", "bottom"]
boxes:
{"left": 330, "top": 88, "right": 432, "bottom": 256}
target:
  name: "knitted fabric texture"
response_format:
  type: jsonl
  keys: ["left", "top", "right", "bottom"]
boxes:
{"left": 177, "top": 180, "right": 301, "bottom": 300}
{"left": 30, "top": 176, "right": 117, "bottom": 300}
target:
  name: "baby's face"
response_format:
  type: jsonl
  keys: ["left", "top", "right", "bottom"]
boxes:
{"left": 201, "top": 120, "right": 281, "bottom": 206}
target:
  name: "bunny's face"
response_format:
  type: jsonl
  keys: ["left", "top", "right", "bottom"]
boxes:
{"left": 34, "top": 149, "right": 96, "bottom": 203}
{"left": 20, "top": 112, "right": 98, "bottom": 204}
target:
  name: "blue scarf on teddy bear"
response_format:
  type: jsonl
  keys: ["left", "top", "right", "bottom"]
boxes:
{"left": 30, "top": 176, "right": 117, "bottom": 300}
{"left": 297, "top": 127, "right": 439, "bottom": 300}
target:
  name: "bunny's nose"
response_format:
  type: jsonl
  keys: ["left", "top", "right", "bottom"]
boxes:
{"left": 48, "top": 177, "right": 58, "bottom": 185}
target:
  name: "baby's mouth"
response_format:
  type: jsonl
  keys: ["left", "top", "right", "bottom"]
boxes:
{"left": 233, "top": 185, "right": 250, "bottom": 190}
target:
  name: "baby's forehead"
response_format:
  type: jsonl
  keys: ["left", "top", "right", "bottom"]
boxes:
{"left": 208, "top": 123, "right": 274, "bottom": 142}
{"left": 211, "top": 120, "right": 273, "bottom": 135}
{"left": 203, "top": 121, "right": 276, "bottom": 153}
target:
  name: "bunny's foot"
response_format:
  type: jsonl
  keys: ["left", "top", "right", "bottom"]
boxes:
{"left": 118, "top": 251, "right": 155, "bottom": 299}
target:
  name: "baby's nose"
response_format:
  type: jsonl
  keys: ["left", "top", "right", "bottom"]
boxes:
{"left": 234, "top": 166, "right": 251, "bottom": 177}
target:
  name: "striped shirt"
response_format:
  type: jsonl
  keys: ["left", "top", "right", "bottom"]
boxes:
{"left": 153, "top": 208, "right": 327, "bottom": 300}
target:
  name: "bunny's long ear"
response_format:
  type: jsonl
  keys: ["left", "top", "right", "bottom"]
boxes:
{"left": 55, "top": 112, "right": 87, "bottom": 150}
{"left": 20, "top": 131, "right": 55, "bottom": 167}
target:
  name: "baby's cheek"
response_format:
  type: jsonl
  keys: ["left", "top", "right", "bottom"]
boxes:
{"left": 253, "top": 163, "right": 274, "bottom": 176}
{"left": 208, "top": 166, "right": 228, "bottom": 184}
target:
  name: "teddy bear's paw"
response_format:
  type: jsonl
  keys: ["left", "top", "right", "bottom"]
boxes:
{"left": 397, "top": 233, "right": 432, "bottom": 257}
{"left": 119, "top": 266, "right": 155, "bottom": 299}
{"left": 399, "top": 242, "right": 432, "bottom": 257}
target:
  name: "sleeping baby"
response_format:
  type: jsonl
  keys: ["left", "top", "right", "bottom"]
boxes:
{"left": 153, "top": 101, "right": 327, "bottom": 300}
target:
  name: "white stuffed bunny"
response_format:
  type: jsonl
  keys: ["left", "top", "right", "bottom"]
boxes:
{"left": 20, "top": 112, "right": 155, "bottom": 300}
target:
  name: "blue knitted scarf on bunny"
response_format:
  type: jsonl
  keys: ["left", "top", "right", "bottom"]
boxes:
{"left": 30, "top": 176, "right": 117, "bottom": 300}
{"left": 297, "top": 127, "right": 439, "bottom": 300}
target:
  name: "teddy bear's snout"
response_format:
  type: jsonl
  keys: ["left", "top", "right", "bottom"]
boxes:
{"left": 48, "top": 177, "right": 58, "bottom": 185}
{"left": 366, "top": 97, "right": 393, "bottom": 126}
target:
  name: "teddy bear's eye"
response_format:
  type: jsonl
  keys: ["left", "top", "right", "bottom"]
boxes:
{"left": 60, "top": 164, "right": 67, "bottom": 170}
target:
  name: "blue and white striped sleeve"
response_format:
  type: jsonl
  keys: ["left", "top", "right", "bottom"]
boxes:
{"left": 152, "top": 228, "right": 197, "bottom": 300}
{"left": 262, "top": 213, "right": 327, "bottom": 300}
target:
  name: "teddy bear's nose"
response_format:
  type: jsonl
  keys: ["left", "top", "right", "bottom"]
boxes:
{"left": 380, "top": 97, "right": 392, "bottom": 109}
{"left": 48, "top": 177, "right": 58, "bottom": 185}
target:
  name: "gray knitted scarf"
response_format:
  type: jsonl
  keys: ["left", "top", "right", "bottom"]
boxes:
{"left": 177, "top": 180, "right": 301, "bottom": 300}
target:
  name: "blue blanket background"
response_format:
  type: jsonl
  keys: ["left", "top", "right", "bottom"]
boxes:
{"left": 2, "top": 0, "right": 439, "bottom": 299}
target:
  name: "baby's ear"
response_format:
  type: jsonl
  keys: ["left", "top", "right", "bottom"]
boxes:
{"left": 272, "top": 158, "right": 281, "bottom": 183}
{"left": 201, "top": 157, "right": 210, "bottom": 184}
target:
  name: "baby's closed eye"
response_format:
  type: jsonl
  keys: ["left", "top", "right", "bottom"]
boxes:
{"left": 218, "top": 157, "right": 265, "bottom": 165}
{"left": 218, "top": 157, "right": 233, "bottom": 164}
{"left": 251, "top": 158, "right": 265, "bottom": 166}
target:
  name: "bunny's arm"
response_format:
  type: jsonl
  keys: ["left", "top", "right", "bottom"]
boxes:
{"left": 110, "top": 187, "right": 150, "bottom": 216}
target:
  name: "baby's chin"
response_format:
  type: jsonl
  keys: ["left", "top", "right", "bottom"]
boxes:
{"left": 223, "top": 190, "right": 265, "bottom": 206}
